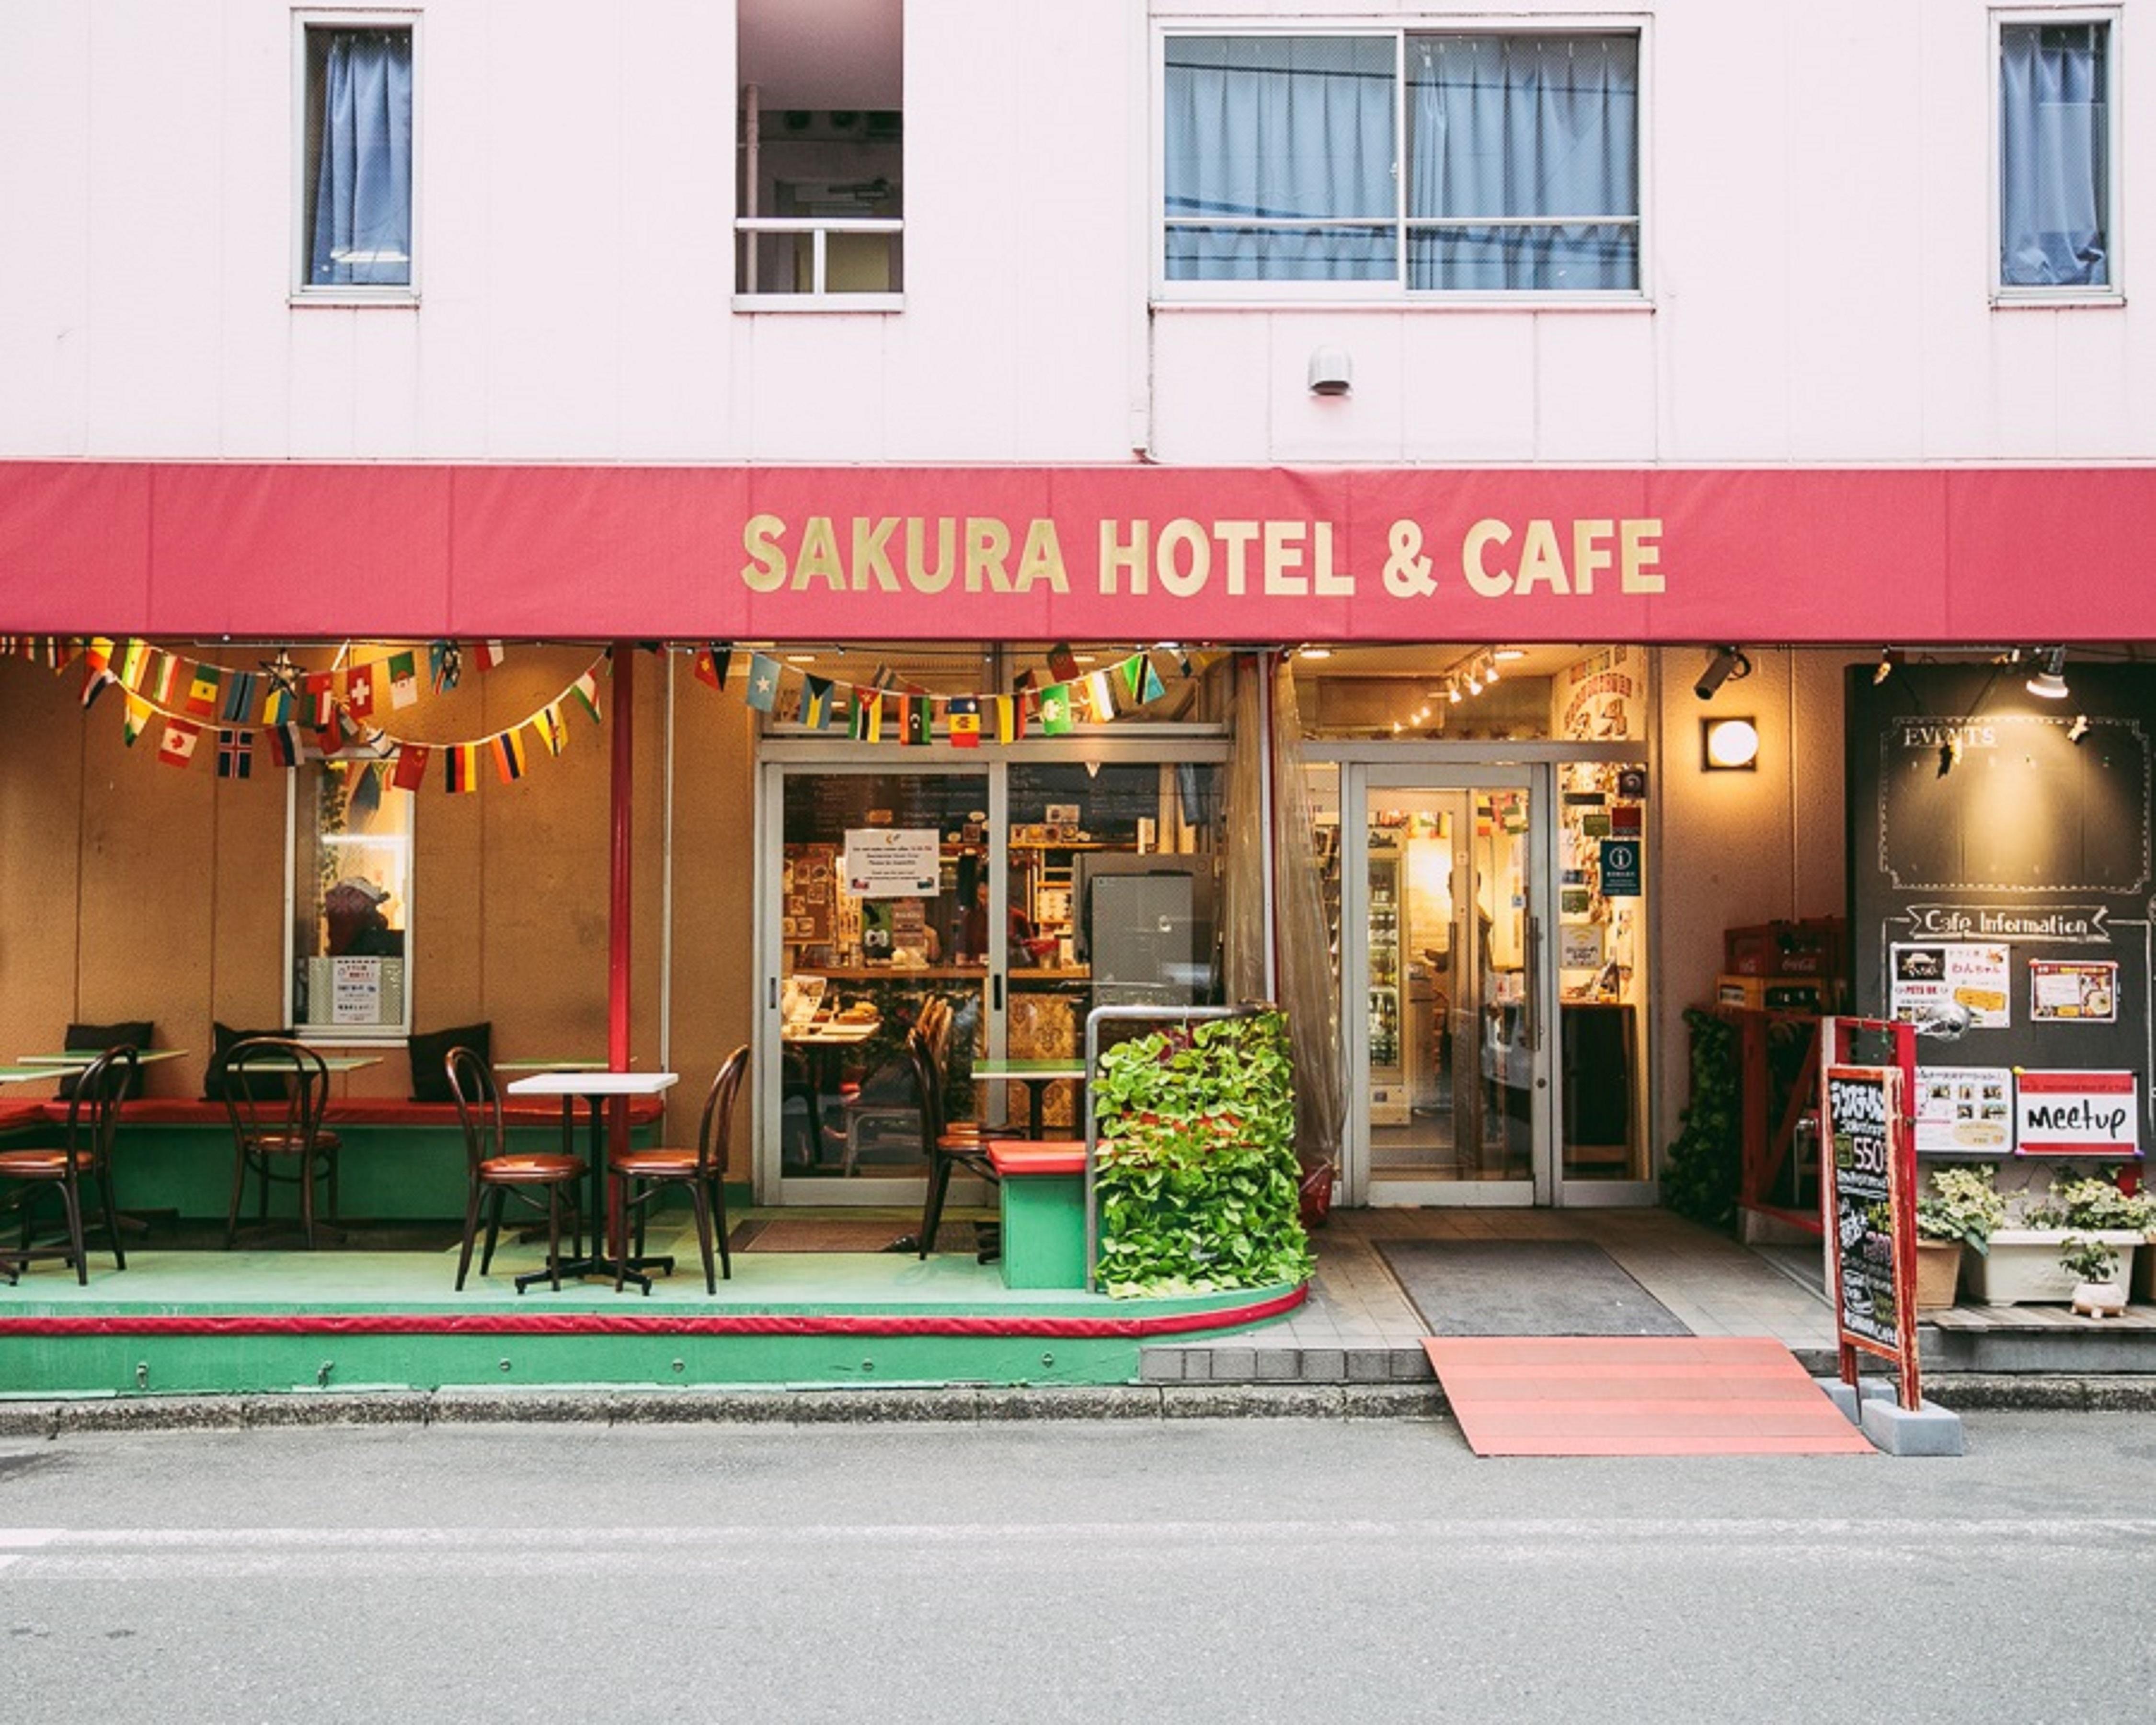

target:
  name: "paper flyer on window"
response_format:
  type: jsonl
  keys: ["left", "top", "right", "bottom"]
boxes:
{"left": 1890, "top": 942, "right": 2010, "bottom": 1030}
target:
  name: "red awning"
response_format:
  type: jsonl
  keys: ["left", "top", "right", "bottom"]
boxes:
{"left": 2, "top": 460, "right": 2151, "bottom": 643}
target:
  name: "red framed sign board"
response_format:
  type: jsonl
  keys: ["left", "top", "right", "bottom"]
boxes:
{"left": 1819, "top": 1019, "right": 1922, "bottom": 1410}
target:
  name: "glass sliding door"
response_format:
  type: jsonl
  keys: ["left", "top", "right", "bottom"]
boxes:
{"left": 1345, "top": 767, "right": 1552, "bottom": 1204}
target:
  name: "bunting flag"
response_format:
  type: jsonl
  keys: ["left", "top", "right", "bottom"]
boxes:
{"left": 534, "top": 703, "right": 568, "bottom": 758}
{"left": 83, "top": 638, "right": 115, "bottom": 677}
{"left": 345, "top": 663, "right": 377, "bottom": 719}
{"left": 118, "top": 640, "right": 150, "bottom": 692}
{"left": 798, "top": 674, "right": 835, "bottom": 731}
{"left": 475, "top": 641, "right": 508, "bottom": 672}
{"left": 158, "top": 718, "right": 202, "bottom": 769}
{"left": 184, "top": 662, "right": 221, "bottom": 718}
{"left": 446, "top": 742, "right": 480, "bottom": 794}
{"left": 305, "top": 673, "right": 337, "bottom": 727}
{"left": 45, "top": 638, "right": 81, "bottom": 672}
{"left": 948, "top": 696, "right": 981, "bottom": 748}
{"left": 1085, "top": 670, "right": 1117, "bottom": 723}
{"left": 1038, "top": 683, "right": 1075, "bottom": 736}
{"left": 1047, "top": 643, "right": 1082, "bottom": 683}
{"left": 992, "top": 694, "right": 1022, "bottom": 744}
{"left": 569, "top": 670, "right": 604, "bottom": 723}
{"left": 851, "top": 691, "right": 884, "bottom": 743}
{"left": 386, "top": 650, "right": 420, "bottom": 709}
{"left": 81, "top": 663, "right": 118, "bottom": 711}
{"left": 492, "top": 728, "right": 528, "bottom": 784}
{"left": 1120, "top": 652, "right": 1166, "bottom": 706}
{"left": 216, "top": 729, "right": 253, "bottom": 780}
{"left": 743, "top": 653, "right": 782, "bottom": 713}
{"left": 220, "top": 670, "right": 260, "bottom": 724}
{"left": 903, "top": 695, "right": 933, "bottom": 747}
{"left": 121, "top": 693, "right": 152, "bottom": 748}
{"left": 148, "top": 652, "right": 181, "bottom": 706}
{"left": 262, "top": 682, "right": 295, "bottom": 726}
{"left": 429, "top": 641, "right": 462, "bottom": 693}
{"left": 869, "top": 664, "right": 899, "bottom": 691}
{"left": 266, "top": 723, "right": 304, "bottom": 769}
{"left": 693, "top": 644, "right": 733, "bottom": 691}
{"left": 391, "top": 744, "right": 430, "bottom": 792}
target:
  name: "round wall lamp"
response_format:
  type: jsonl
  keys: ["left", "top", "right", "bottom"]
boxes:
{"left": 1702, "top": 715, "right": 1761, "bottom": 771}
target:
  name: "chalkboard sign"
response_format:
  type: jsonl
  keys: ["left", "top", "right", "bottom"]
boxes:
{"left": 1846, "top": 664, "right": 2155, "bottom": 1154}
{"left": 1822, "top": 1063, "right": 1918, "bottom": 1381}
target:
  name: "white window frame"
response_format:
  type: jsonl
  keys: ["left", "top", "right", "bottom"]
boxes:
{"left": 1152, "top": 14, "right": 1652, "bottom": 309}
{"left": 291, "top": 9, "right": 423, "bottom": 307}
{"left": 1992, "top": 7, "right": 2123, "bottom": 306}
{"left": 283, "top": 757, "right": 416, "bottom": 1043}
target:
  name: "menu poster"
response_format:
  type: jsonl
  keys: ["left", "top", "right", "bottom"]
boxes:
{"left": 1823, "top": 1064, "right": 1915, "bottom": 1365}
{"left": 2029, "top": 960, "right": 2118, "bottom": 1023}
{"left": 843, "top": 828, "right": 940, "bottom": 898}
{"left": 332, "top": 957, "right": 382, "bottom": 1025}
{"left": 2014, "top": 1070, "right": 2140, "bottom": 1157}
{"left": 1890, "top": 942, "right": 2010, "bottom": 1029}
{"left": 1914, "top": 1066, "right": 2014, "bottom": 1154}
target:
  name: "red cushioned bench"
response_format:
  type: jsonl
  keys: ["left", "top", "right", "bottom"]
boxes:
{"left": 986, "top": 1138, "right": 1089, "bottom": 1289}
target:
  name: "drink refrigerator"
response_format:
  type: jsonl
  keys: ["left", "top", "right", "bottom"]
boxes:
{"left": 1368, "top": 840, "right": 1408, "bottom": 1124}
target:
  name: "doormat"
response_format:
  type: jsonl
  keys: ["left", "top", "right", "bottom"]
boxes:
{"left": 726, "top": 1218, "right": 984, "bottom": 1254}
{"left": 1377, "top": 1239, "right": 1690, "bottom": 1337}
{"left": 1424, "top": 1336, "right": 1876, "bottom": 1456}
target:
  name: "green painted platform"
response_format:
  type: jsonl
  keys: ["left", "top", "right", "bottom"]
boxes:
{"left": 0, "top": 1214, "right": 1305, "bottom": 1398}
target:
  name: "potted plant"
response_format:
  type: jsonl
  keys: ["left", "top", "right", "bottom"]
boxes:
{"left": 1963, "top": 1169, "right": 2148, "bottom": 1306}
{"left": 1912, "top": 1166, "right": 2005, "bottom": 1309}
{"left": 2063, "top": 1234, "right": 2128, "bottom": 1318}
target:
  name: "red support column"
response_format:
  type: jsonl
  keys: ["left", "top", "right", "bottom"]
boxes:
{"left": 606, "top": 644, "right": 635, "bottom": 1253}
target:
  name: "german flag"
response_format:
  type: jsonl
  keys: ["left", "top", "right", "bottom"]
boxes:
{"left": 446, "top": 742, "right": 481, "bottom": 794}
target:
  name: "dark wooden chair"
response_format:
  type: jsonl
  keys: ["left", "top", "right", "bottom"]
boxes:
{"left": 220, "top": 1038, "right": 342, "bottom": 1249}
{"left": 444, "top": 1046, "right": 587, "bottom": 1293}
{"left": 609, "top": 1045, "right": 747, "bottom": 1294}
{"left": 0, "top": 1045, "right": 137, "bottom": 1286}
{"left": 911, "top": 1024, "right": 998, "bottom": 1261}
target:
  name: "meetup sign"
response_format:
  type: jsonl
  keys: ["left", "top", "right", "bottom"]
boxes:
{"left": 2014, "top": 1070, "right": 2140, "bottom": 1158}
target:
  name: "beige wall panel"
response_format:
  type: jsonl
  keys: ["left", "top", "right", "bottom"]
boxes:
{"left": 1651, "top": 647, "right": 1849, "bottom": 1160}
{"left": 202, "top": 765, "right": 290, "bottom": 1097}
{"left": 0, "top": 667, "right": 86, "bottom": 1076}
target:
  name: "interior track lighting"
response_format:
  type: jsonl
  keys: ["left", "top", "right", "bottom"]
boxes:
{"left": 1873, "top": 647, "right": 1902, "bottom": 686}
{"left": 1695, "top": 646, "right": 1752, "bottom": 701}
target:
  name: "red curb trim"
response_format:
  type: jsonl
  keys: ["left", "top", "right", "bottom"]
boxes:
{"left": 0, "top": 1285, "right": 1305, "bottom": 1340}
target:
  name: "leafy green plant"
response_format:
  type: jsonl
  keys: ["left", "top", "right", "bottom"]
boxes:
{"left": 1916, "top": 1165, "right": 2007, "bottom": 1255}
{"left": 2060, "top": 1234, "right": 2122, "bottom": 1286}
{"left": 1662, "top": 1008, "right": 1740, "bottom": 1231}
{"left": 1091, "top": 1012, "right": 1312, "bottom": 1299}
{"left": 2022, "top": 1172, "right": 2145, "bottom": 1233}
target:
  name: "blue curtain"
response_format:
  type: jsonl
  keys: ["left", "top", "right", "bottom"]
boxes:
{"left": 1407, "top": 34, "right": 1637, "bottom": 291}
{"left": 310, "top": 31, "right": 413, "bottom": 287}
{"left": 2000, "top": 24, "right": 2108, "bottom": 288}
{"left": 1164, "top": 36, "right": 1396, "bottom": 281}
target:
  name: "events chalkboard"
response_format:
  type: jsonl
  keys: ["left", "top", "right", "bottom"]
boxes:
{"left": 1846, "top": 663, "right": 2154, "bottom": 1154}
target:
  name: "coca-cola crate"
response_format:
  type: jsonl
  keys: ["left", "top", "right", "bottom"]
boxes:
{"left": 1724, "top": 918, "right": 1845, "bottom": 979}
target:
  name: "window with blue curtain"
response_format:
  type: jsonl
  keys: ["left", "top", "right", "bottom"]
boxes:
{"left": 1163, "top": 31, "right": 1639, "bottom": 293}
{"left": 305, "top": 27, "right": 414, "bottom": 289}
{"left": 1999, "top": 22, "right": 2110, "bottom": 289}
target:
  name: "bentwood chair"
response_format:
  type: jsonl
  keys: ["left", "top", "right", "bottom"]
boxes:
{"left": 911, "top": 1024, "right": 998, "bottom": 1262}
{"left": 608, "top": 1045, "right": 748, "bottom": 1294}
{"left": 444, "top": 1046, "right": 586, "bottom": 1293}
{"left": 220, "top": 1038, "right": 342, "bottom": 1249}
{"left": 0, "top": 1045, "right": 137, "bottom": 1286}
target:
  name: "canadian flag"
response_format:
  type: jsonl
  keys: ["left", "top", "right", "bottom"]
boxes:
{"left": 158, "top": 718, "right": 202, "bottom": 769}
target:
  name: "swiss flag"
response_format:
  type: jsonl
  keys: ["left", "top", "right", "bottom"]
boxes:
{"left": 346, "top": 663, "right": 377, "bottom": 718}
{"left": 158, "top": 718, "right": 202, "bottom": 769}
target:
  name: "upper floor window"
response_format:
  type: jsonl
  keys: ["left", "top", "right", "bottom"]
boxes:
{"left": 297, "top": 19, "right": 415, "bottom": 297}
{"left": 1162, "top": 31, "right": 1640, "bottom": 298}
{"left": 736, "top": 0, "right": 904, "bottom": 307}
{"left": 1997, "top": 16, "right": 2115, "bottom": 296}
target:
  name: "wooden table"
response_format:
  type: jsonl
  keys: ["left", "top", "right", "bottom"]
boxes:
{"left": 504, "top": 1070, "right": 679, "bottom": 1292}
{"left": 782, "top": 1019, "right": 880, "bottom": 1166}
{"left": 972, "top": 1057, "right": 1088, "bottom": 1139}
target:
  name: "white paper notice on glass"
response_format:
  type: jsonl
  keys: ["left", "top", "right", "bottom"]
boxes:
{"left": 2029, "top": 959, "right": 2118, "bottom": 1023}
{"left": 332, "top": 957, "right": 382, "bottom": 1025}
{"left": 1558, "top": 923, "right": 1604, "bottom": 970}
{"left": 842, "top": 828, "right": 941, "bottom": 899}
{"left": 1890, "top": 942, "right": 2010, "bottom": 1029}
{"left": 1914, "top": 1066, "right": 2015, "bottom": 1155}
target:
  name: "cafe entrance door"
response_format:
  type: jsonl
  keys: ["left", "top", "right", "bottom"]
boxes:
{"left": 1339, "top": 765, "right": 1556, "bottom": 1206}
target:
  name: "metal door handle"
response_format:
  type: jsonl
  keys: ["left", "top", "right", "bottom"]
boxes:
{"left": 992, "top": 974, "right": 1004, "bottom": 1011}
{"left": 1525, "top": 918, "right": 1543, "bottom": 1051}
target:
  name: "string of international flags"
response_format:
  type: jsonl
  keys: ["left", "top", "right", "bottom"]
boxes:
{"left": 685, "top": 641, "right": 1188, "bottom": 743}
{"left": 1, "top": 634, "right": 1196, "bottom": 784}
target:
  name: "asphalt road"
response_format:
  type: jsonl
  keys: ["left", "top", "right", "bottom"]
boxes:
{"left": 4, "top": 1410, "right": 2154, "bottom": 1723}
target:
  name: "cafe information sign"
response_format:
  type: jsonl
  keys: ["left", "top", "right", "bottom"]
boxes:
{"left": 1822, "top": 1063, "right": 1920, "bottom": 1383}
{"left": 841, "top": 828, "right": 940, "bottom": 898}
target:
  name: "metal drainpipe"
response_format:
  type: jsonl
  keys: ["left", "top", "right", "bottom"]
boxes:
{"left": 658, "top": 649, "right": 675, "bottom": 1073}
